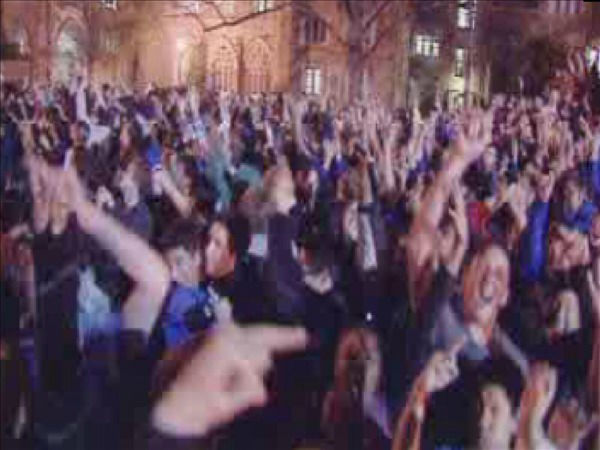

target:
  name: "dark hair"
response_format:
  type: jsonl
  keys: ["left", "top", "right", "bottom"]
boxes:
{"left": 212, "top": 214, "right": 251, "bottom": 258}
{"left": 158, "top": 219, "right": 206, "bottom": 254}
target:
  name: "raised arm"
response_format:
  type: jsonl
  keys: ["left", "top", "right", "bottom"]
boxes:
{"left": 515, "top": 362, "right": 558, "bottom": 450}
{"left": 59, "top": 164, "right": 170, "bottom": 336}
{"left": 442, "top": 183, "right": 469, "bottom": 277}
{"left": 407, "top": 110, "right": 492, "bottom": 306}
{"left": 152, "top": 168, "right": 194, "bottom": 218}
{"left": 391, "top": 339, "right": 464, "bottom": 450}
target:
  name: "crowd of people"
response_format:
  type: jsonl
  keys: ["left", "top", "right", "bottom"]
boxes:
{"left": 0, "top": 58, "right": 599, "bottom": 450}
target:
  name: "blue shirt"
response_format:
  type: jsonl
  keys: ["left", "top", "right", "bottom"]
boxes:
{"left": 562, "top": 200, "right": 598, "bottom": 233}
{"left": 162, "top": 283, "right": 215, "bottom": 349}
{"left": 519, "top": 200, "right": 550, "bottom": 283}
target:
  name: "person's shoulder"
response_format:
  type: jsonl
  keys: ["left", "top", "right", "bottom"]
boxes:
{"left": 167, "top": 283, "right": 205, "bottom": 313}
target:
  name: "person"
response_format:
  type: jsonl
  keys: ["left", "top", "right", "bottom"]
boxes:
{"left": 156, "top": 219, "right": 229, "bottom": 352}
{"left": 395, "top": 110, "right": 529, "bottom": 446}
{"left": 205, "top": 213, "right": 270, "bottom": 324}
{"left": 2, "top": 51, "right": 600, "bottom": 450}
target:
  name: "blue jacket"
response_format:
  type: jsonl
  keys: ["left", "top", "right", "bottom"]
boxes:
{"left": 162, "top": 282, "right": 214, "bottom": 350}
{"left": 519, "top": 201, "right": 550, "bottom": 283}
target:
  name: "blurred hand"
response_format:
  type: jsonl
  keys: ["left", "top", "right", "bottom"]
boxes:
{"left": 152, "top": 323, "right": 307, "bottom": 437}
{"left": 548, "top": 398, "right": 599, "bottom": 450}
{"left": 454, "top": 109, "right": 493, "bottom": 164}
{"left": 420, "top": 337, "right": 465, "bottom": 395}
{"left": 520, "top": 362, "right": 557, "bottom": 424}
{"left": 96, "top": 186, "right": 115, "bottom": 210}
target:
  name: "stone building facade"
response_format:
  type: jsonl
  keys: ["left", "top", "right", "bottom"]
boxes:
{"left": 0, "top": 0, "right": 595, "bottom": 107}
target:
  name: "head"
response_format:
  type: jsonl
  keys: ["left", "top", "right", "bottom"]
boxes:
{"left": 462, "top": 244, "right": 510, "bottom": 331}
{"left": 205, "top": 215, "right": 250, "bottom": 280}
{"left": 477, "top": 383, "right": 516, "bottom": 449}
{"left": 160, "top": 220, "right": 205, "bottom": 287}
{"left": 70, "top": 120, "right": 89, "bottom": 147}
{"left": 119, "top": 120, "right": 143, "bottom": 152}
{"left": 116, "top": 154, "right": 147, "bottom": 208}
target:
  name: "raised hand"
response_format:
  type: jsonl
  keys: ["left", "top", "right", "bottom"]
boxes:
{"left": 152, "top": 323, "right": 307, "bottom": 437}
{"left": 548, "top": 398, "right": 599, "bottom": 450}
{"left": 420, "top": 337, "right": 466, "bottom": 395}
{"left": 454, "top": 108, "right": 493, "bottom": 164}
{"left": 520, "top": 362, "right": 558, "bottom": 425}
{"left": 96, "top": 185, "right": 116, "bottom": 210}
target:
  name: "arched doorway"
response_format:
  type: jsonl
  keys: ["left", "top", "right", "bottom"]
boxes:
{"left": 244, "top": 39, "right": 272, "bottom": 94}
{"left": 53, "top": 20, "right": 88, "bottom": 83}
{"left": 209, "top": 40, "right": 238, "bottom": 92}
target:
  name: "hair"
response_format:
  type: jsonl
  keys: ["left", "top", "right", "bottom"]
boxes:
{"left": 158, "top": 219, "right": 206, "bottom": 255}
{"left": 464, "top": 239, "right": 510, "bottom": 271}
{"left": 119, "top": 149, "right": 151, "bottom": 193}
{"left": 212, "top": 213, "right": 251, "bottom": 258}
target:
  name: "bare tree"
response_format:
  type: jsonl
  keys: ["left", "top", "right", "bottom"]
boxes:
{"left": 169, "top": 0, "right": 402, "bottom": 99}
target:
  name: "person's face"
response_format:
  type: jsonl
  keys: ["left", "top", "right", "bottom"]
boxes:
{"left": 165, "top": 246, "right": 202, "bottom": 287}
{"left": 116, "top": 162, "right": 140, "bottom": 207}
{"left": 205, "top": 222, "right": 236, "bottom": 279}
{"left": 564, "top": 181, "right": 583, "bottom": 216}
{"left": 478, "top": 384, "right": 515, "bottom": 449}
{"left": 463, "top": 246, "right": 510, "bottom": 329}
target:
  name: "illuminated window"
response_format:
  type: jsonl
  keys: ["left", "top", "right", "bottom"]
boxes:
{"left": 457, "top": 0, "right": 476, "bottom": 29}
{"left": 255, "top": 0, "right": 274, "bottom": 13}
{"left": 212, "top": 43, "right": 237, "bottom": 91}
{"left": 414, "top": 35, "right": 440, "bottom": 58}
{"left": 457, "top": 2, "right": 470, "bottom": 28}
{"left": 455, "top": 47, "right": 466, "bottom": 77}
{"left": 100, "top": 0, "right": 117, "bottom": 10}
{"left": 245, "top": 42, "right": 271, "bottom": 93}
{"left": 586, "top": 46, "right": 599, "bottom": 69}
{"left": 302, "top": 17, "right": 327, "bottom": 44}
{"left": 304, "top": 67, "right": 322, "bottom": 95}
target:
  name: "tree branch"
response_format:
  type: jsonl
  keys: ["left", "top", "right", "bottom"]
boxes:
{"left": 203, "top": 0, "right": 227, "bottom": 25}
{"left": 358, "top": 19, "right": 398, "bottom": 66}
{"left": 204, "top": 1, "right": 292, "bottom": 32}
{"left": 362, "top": 0, "right": 394, "bottom": 33}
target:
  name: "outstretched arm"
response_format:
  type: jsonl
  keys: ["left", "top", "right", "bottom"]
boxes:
{"left": 407, "top": 110, "right": 492, "bottom": 306}
{"left": 59, "top": 164, "right": 170, "bottom": 336}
